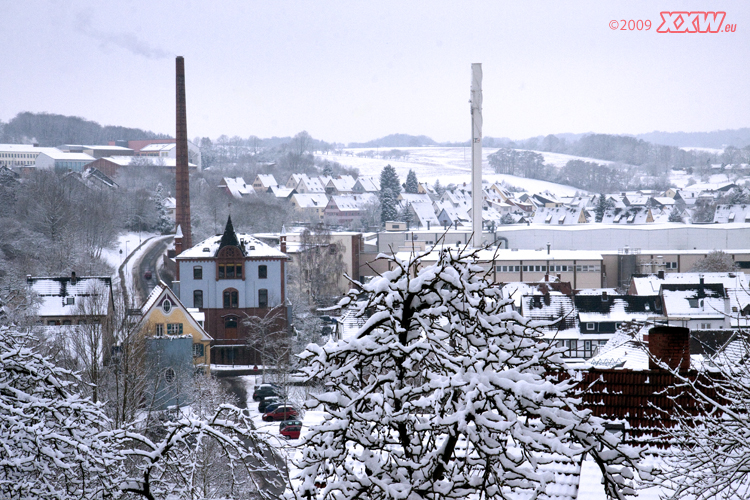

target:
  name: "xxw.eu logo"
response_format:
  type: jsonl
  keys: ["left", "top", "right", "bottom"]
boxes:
{"left": 657, "top": 11, "right": 734, "bottom": 33}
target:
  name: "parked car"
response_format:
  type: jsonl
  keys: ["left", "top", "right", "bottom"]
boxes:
{"left": 279, "top": 419, "right": 302, "bottom": 432}
{"left": 263, "top": 405, "right": 298, "bottom": 422}
{"left": 258, "top": 396, "right": 280, "bottom": 413}
{"left": 280, "top": 424, "right": 301, "bottom": 440}
{"left": 253, "top": 384, "right": 281, "bottom": 401}
{"left": 263, "top": 401, "right": 287, "bottom": 415}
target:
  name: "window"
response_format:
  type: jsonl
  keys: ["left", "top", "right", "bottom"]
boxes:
{"left": 258, "top": 265, "right": 267, "bottom": 279}
{"left": 219, "top": 264, "right": 242, "bottom": 279}
{"left": 193, "top": 343, "right": 204, "bottom": 358}
{"left": 193, "top": 290, "right": 203, "bottom": 308}
{"left": 162, "top": 299, "right": 172, "bottom": 314}
{"left": 522, "top": 266, "right": 529, "bottom": 272}
{"left": 586, "top": 323, "right": 595, "bottom": 331}
{"left": 225, "top": 316, "right": 238, "bottom": 328}
{"left": 223, "top": 289, "right": 238, "bottom": 309}
{"left": 165, "top": 368, "right": 175, "bottom": 384}
{"left": 167, "top": 323, "right": 183, "bottom": 335}
{"left": 259, "top": 289, "right": 268, "bottom": 308}
{"left": 66, "top": 297, "right": 75, "bottom": 305}
{"left": 156, "top": 324, "right": 164, "bottom": 336}
{"left": 193, "top": 266, "right": 202, "bottom": 279}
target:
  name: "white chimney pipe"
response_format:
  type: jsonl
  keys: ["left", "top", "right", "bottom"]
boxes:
{"left": 470, "top": 63, "right": 483, "bottom": 248}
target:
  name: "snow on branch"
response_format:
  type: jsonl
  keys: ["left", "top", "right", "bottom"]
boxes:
{"left": 296, "top": 246, "right": 648, "bottom": 500}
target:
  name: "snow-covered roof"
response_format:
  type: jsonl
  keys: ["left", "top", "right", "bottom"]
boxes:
{"left": 299, "top": 176, "right": 325, "bottom": 192}
{"left": 661, "top": 286, "right": 726, "bottom": 318}
{"left": 713, "top": 204, "right": 750, "bottom": 223}
{"left": 221, "top": 177, "right": 255, "bottom": 199}
{"left": 255, "top": 174, "right": 278, "bottom": 187}
{"left": 268, "top": 185, "right": 295, "bottom": 198}
{"left": 97, "top": 156, "right": 196, "bottom": 167}
{"left": 354, "top": 176, "right": 379, "bottom": 192}
{"left": 408, "top": 202, "right": 440, "bottom": 227}
{"left": 0, "top": 144, "right": 59, "bottom": 154}
{"left": 38, "top": 150, "right": 95, "bottom": 161}
{"left": 399, "top": 193, "right": 432, "bottom": 204}
{"left": 601, "top": 207, "right": 653, "bottom": 225}
{"left": 631, "top": 272, "right": 748, "bottom": 296}
{"left": 177, "top": 233, "right": 288, "bottom": 259}
{"left": 138, "top": 281, "right": 212, "bottom": 341}
{"left": 328, "top": 193, "right": 377, "bottom": 211}
{"left": 139, "top": 143, "right": 176, "bottom": 152}
{"left": 292, "top": 193, "right": 330, "bottom": 208}
{"left": 532, "top": 206, "right": 586, "bottom": 225}
{"left": 28, "top": 275, "right": 112, "bottom": 317}
{"left": 327, "top": 176, "right": 356, "bottom": 192}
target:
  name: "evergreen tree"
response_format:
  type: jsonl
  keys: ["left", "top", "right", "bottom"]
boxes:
{"left": 433, "top": 178, "right": 445, "bottom": 196}
{"left": 404, "top": 169, "right": 419, "bottom": 193}
{"left": 380, "top": 188, "right": 398, "bottom": 224}
{"left": 379, "top": 164, "right": 401, "bottom": 199}
{"left": 595, "top": 193, "right": 613, "bottom": 222}
{"left": 152, "top": 183, "right": 173, "bottom": 234}
{"left": 668, "top": 208, "right": 683, "bottom": 223}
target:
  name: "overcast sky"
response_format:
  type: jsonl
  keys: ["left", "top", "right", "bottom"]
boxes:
{"left": 2, "top": 1, "right": 749, "bottom": 143}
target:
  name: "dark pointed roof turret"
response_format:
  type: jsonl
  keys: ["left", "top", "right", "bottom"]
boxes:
{"left": 217, "top": 215, "right": 245, "bottom": 256}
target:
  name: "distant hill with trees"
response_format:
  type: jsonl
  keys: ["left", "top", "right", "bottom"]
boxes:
{"left": 348, "top": 134, "right": 438, "bottom": 148}
{"left": 635, "top": 128, "right": 750, "bottom": 149}
{"left": 0, "top": 112, "right": 168, "bottom": 147}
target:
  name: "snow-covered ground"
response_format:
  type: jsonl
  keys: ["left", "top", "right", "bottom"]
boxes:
{"left": 669, "top": 171, "right": 733, "bottom": 190}
{"left": 318, "top": 147, "right": 585, "bottom": 195}
{"left": 680, "top": 146, "right": 724, "bottom": 155}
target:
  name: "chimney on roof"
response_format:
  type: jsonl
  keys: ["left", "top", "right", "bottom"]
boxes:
{"left": 648, "top": 326, "right": 690, "bottom": 372}
{"left": 698, "top": 274, "right": 706, "bottom": 298}
{"left": 547, "top": 242, "right": 550, "bottom": 255}
{"left": 280, "top": 225, "right": 287, "bottom": 254}
{"left": 602, "top": 290, "right": 608, "bottom": 301}
{"left": 71, "top": 271, "right": 77, "bottom": 285}
{"left": 658, "top": 270, "right": 665, "bottom": 279}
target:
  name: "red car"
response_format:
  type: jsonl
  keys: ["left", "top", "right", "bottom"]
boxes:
{"left": 280, "top": 424, "right": 301, "bottom": 439}
{"left": 263, "top": 405, "right": 298, "bottom": 421}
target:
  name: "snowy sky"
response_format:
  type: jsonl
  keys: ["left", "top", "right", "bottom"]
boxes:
{"left": 2, "top": 1, "right": 749, "bottom": 143}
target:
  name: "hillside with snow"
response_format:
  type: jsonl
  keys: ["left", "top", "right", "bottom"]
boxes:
{"left": 317, "top": 147, "right": 587, "bottom": 196}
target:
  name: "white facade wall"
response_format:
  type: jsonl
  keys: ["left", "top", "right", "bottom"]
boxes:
{"left": 177, "top": 258, "right": 284, "bottom": 309}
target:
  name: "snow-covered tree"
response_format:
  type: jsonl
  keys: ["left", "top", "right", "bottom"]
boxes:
{"left": 651, "top": 331, "right": 750, "bottom": 500}
{"left": 690, "top": 250, "right": 737, "bottom": 272}
{"left": 0, "top": 325, "right": 118, "bottom": 499}
{"left": 595, "top": 193, "right": 613, "bottom": 223}
{"left": 379, "top": 188, "right": 398, "bottom": 225}
{"left": 404, "top": 169, "right": 419, "bottom": 194}
{"left": 152, "top": 183, "right": 173, "bottom": 235}
{"left": 0, "top": 324, "right": 285, "bottom": 500}
{"left": 296, "top": 247, "right": 646, "bottom": 500}
{"left": 668, "top": 208, "right": 683, "bottom": 223}
{"left": 112, "top": 405, "right": 285, "bottom": 500}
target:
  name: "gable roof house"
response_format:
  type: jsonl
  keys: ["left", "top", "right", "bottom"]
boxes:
{"left": 219, "top": 177, "right": 255, "bottom": 199}
{"left": 324, "top": 194, "right": 377, "bottom": 227}
{"left": 252, "top": 174, "right": 278, "bottom": 193}
{"left": 325, "top": 176, "right": 356, "bottom": 196}
{"left": 601, "top": 207, "right": 654, "bottom": 225}
{"left": 294, "top": 176, "right": 326, "bottom": 194}
{"left": 406, "top": 202, "right": 441, "bottom": 229}
{"left": 27, "top": 272, "right": 114, "bottom": 327}
{"left": 533, "top": 206, "right": 588, "bottom": 225}
{"left": 291, "top": 193, "right": 330, "bottom": 221}
{"left": 658, "top": 281, "right": 730, "bottom": 331}
{"left": 132, "top": 281, "right": 212, "bottom": 409}
{"left": 352, "top": 176, "right": 380, "bottom": 193}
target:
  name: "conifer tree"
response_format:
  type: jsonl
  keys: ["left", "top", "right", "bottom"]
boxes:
{"left": 404, "top": 169, "right": 419, "bottom": 193}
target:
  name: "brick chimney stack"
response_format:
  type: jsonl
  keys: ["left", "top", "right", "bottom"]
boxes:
{"left": 175, "top": 56, "right": 192, "bottom": 252}
{"left": 648, "top": 326, "right": 690, "bottom": 372}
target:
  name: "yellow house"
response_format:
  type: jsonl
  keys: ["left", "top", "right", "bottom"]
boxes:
{"left": 137, "top": 281, "right": 212, "bottom": 371}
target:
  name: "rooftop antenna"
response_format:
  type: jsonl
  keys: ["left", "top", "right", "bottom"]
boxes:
{"left": 470, "top": 63, "right": 483, "bottom": 248}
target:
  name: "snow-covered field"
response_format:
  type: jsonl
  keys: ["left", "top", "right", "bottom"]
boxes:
{"left": 318, "top": 147, "right": 586, "bottom": 195}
